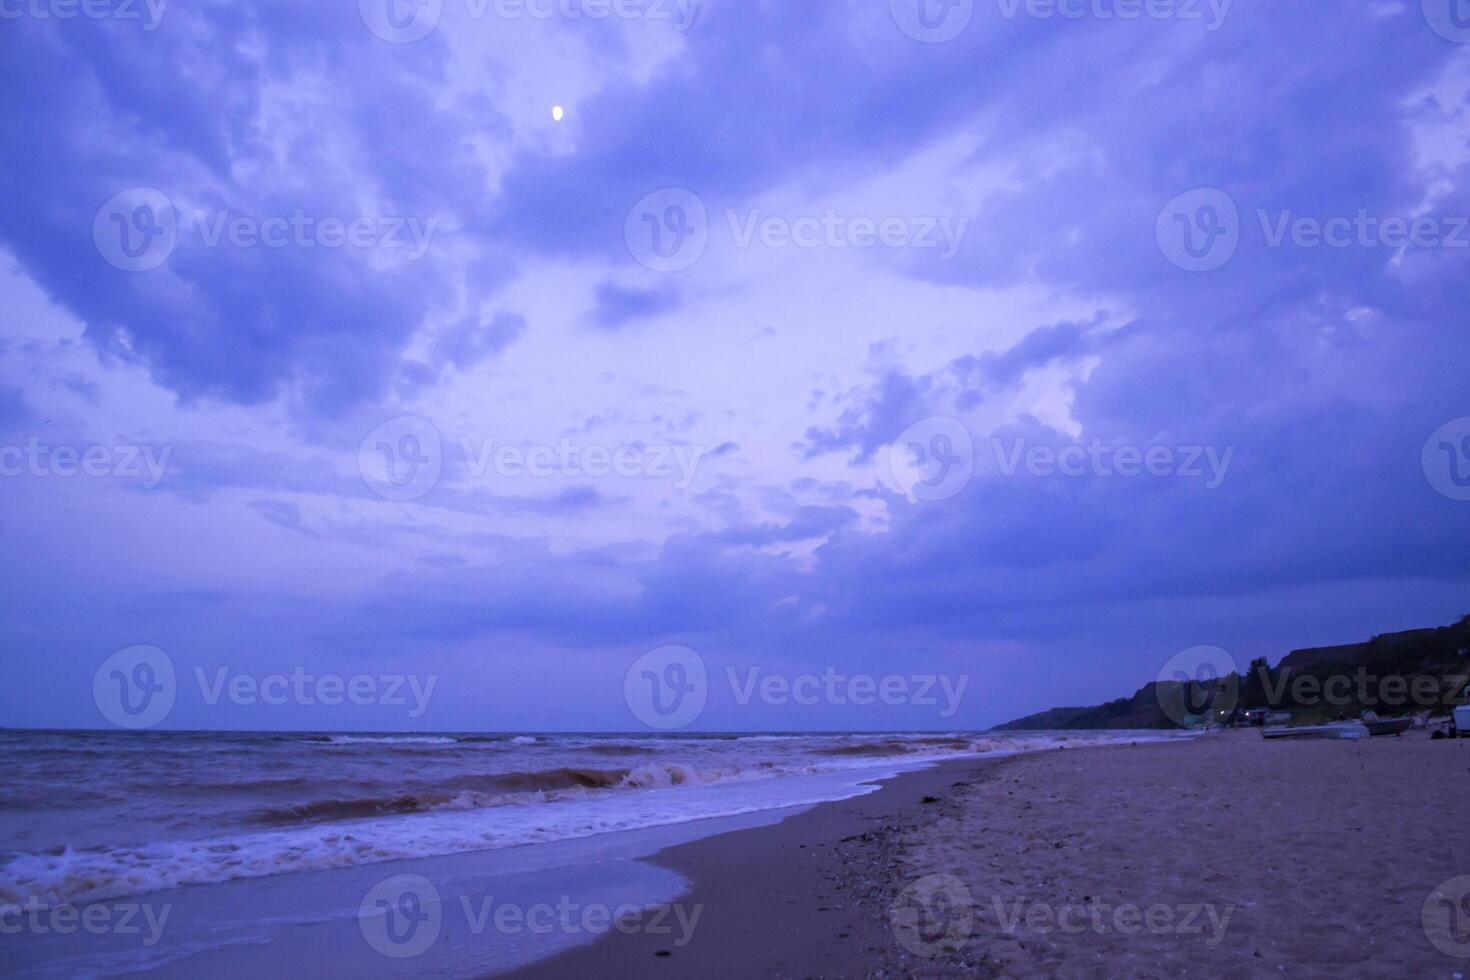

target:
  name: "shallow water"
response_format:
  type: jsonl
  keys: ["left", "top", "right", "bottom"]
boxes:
{"left": 0, "top": 728, "right": 1174, "bottom": 977}
{"left": 0, "top": 728, "right": 1164, "bottom": 905}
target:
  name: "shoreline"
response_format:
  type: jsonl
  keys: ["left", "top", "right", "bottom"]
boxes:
{"left": 12, "top": 730, "right": 1463, "bottom": 977}
{"left": 509, "top": 731, "right": 1470, "bottom": 978}
{"left": 505, "top": 752, "right": 1040, "bottom": 979}
{"left": 4, "top": 739, "right": 1087, "bottom": 979}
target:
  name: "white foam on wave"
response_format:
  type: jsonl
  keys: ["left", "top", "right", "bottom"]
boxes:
{"left": 0, "top": 763, "right": 894, "bottom": 906}
{"left": 0, "top": 732, "right": 1161, "bottom": 906}
{"left": 323, "top": 735, "right": 460, "bottom": 746}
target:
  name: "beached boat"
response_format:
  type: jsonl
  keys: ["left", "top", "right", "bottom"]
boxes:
{"left": 1261, "top": 720, "right": 1370, "bottom": 740}
{"left": 1360, "top": 713, "right": 1413, "bottom": 737}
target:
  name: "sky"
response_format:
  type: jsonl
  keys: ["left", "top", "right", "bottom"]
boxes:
{"left": 1, "top": 0, "right": 1468, "bottom": 732}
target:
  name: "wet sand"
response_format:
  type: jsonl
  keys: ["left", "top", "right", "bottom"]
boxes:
{"left": 507, "top": 756, "right": 976, "bottom": 979}
{"left": 508, "top": 732, "right": 1470, "bottom": 978}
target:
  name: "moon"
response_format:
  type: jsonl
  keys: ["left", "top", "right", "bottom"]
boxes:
{"left": 551, "top": 105, "right": 564, "bottom": 122}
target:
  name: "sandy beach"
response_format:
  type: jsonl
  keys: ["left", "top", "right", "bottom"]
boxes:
{"left": 6, "top": 730, "right": 1468, "bottom": 977}
{"left": 512, "top": 732, "right": 1470, "bottom": 978}
{"left": 0, "top": 731, "right": 1146, "bottom": 978}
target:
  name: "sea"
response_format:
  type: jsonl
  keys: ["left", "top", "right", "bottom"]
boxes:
{"left": 0, "top": 728, "right": 1172, "bottom": 977}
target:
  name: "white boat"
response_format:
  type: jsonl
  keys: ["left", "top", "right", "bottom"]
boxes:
{"left": 1261, "top": 720, "right": 1370, "bottom": 740}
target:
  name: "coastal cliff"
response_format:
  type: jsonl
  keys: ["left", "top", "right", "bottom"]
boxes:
{"left": 995, "top": 615, "right": 1470, "bottom": 730}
